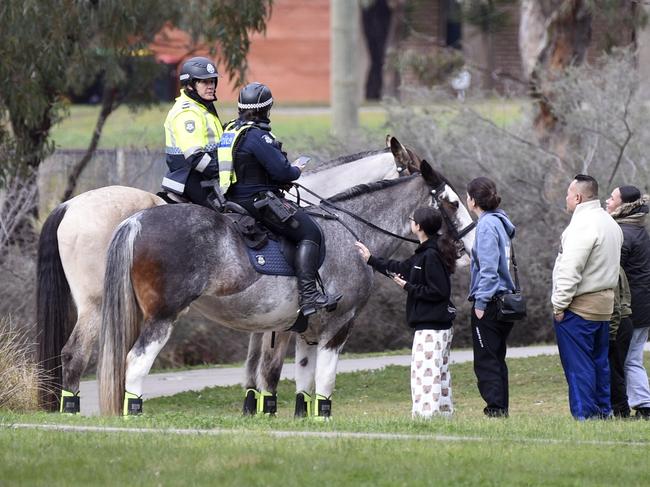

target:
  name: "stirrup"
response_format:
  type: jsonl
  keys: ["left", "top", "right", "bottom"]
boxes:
{"left": 300, "top": 293, "right": 343, "bottom": 317}
{"left": 60, "top": 389, "right": 80, "bottom": 414}
{"left": 123, "top": 391, "right": 143, "bottom": 416}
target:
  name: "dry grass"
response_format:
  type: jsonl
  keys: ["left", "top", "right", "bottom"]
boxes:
{"left": 0, "top": 317, "right": 45, "bottom": 411}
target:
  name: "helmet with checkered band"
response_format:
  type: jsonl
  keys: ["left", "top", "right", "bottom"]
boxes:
{"left": 238, "top": 82, "right": 273, "bottom": 114}
{"left": 179, "top": 57, "right": 219, "bottom": 86}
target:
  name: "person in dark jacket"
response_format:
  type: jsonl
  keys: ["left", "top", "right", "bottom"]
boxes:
{"left": 356, "top": 207, "right": 457, "bottom": 418}
{"left": 606, "top": 185, "right": 650, "bottom": 419}
{"left": 225, "top": 82, "right": 340, "bottom": 316}
{"left": 467, "top": 177, "right": 516, "bottom": 418}
{"left": 608, "top": 266, "right": 633, "bottom": 418}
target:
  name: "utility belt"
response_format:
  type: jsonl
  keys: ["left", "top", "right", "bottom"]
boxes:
{"left": 253, "top": 190, "right": 299, "bottom": 229}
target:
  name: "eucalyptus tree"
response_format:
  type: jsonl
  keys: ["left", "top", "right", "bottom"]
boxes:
{"left": 0, "top": 0, "right": 272, "bottom": 247}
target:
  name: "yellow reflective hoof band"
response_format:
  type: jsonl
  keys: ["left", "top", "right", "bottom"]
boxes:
{"left": 60, "top": 389, "right": 80, "bottom": 414}
{"left": 123, "top": 391, "right": 143, "bottom": 416}
{"left": 303, "top": 392, "right": 313, "bottom": 417}
{"left": 313, "top": 393, "right": 332, "bottom": 420}
{"left": 257, "top": 390, "right": 277, "bottom": 415}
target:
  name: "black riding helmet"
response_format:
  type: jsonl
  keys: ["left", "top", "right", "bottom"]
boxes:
{"left": 179, "top": 57, "right": 219, "bottom": 86}
{"left": 238, "top": 82, "right": 273, "bottom": 113}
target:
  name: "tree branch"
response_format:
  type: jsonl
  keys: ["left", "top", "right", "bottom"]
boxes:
{"left": 61, "top": 88, "right": 117, "bottom": 202}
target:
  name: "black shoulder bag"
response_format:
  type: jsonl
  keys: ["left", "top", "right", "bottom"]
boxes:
{"left": 497, "top": 238, "right": 527, "bottom": 321}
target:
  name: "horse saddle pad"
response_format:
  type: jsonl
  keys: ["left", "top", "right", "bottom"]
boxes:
{"left": 225, "top": 211, "right": 325, "bottom": 277}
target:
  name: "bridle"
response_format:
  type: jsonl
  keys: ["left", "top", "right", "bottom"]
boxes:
{"left": 430, "top": 181, "right": 476, "bottom": 254}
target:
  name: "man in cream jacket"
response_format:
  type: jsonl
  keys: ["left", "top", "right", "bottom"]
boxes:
{"left": 552, "top": 174, "right": 623, "bottom": 420}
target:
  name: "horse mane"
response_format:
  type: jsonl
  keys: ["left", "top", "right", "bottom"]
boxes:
{"left": 308, "top": 147, "right": 390, "bottom": 172}
{"left": 326, "top": 173, "right": 419, "bottom": 203}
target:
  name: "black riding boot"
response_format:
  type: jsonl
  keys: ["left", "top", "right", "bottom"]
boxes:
{"left": 295, "top": 240, "right": 341, "bottom": 316}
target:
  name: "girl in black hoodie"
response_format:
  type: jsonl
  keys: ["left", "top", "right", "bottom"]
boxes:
{"left": 356, "top": 207, "right": 457, "bottom": 418}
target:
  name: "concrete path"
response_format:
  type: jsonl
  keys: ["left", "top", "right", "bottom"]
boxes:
{"left": 78, "top": 344, "right": 560, "bottom": 416}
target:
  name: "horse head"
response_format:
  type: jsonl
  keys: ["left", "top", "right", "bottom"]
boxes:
{"left": 419, "top": 159, "right": 476, "bottom": 262}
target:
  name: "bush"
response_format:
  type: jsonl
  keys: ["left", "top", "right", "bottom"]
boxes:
{"left": 0, "top": 317, "right": 44, "bottom": 411}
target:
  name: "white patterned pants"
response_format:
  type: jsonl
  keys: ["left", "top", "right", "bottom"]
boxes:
{"left": 411, "top": 327, "right": 454, "bottom": 418}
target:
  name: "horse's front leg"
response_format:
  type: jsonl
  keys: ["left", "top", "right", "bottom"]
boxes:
{"left": 294, "top": 334, "right": 318, "bottom": 417}
{"left": 243, "top": 331, "right": 292, "bottom": 415}
{"left": 312, "top": 319, "right": 355, "bottom": 419}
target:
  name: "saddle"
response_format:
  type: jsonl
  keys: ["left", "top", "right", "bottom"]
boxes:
{"left": 222, "top": 201, "right": 326, "bottom": 277}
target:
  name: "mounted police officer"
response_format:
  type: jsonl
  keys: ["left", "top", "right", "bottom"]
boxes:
{"left": 224, "top": 82, "right": 341, "bottom": 316}
{"left": 161, "top": 56, "right": 226, "bottom": 208}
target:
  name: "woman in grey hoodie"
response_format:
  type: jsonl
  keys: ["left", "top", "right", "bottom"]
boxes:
{"left": 467, "top": 177, "right": 516, "bottom": 417}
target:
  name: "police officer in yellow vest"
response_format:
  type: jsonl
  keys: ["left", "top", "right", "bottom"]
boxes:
{"left": 224, "top": 82, "right": 341, "bottom": 316}
{"left": 162, "top": 56, "right": 225, "bottom": 208}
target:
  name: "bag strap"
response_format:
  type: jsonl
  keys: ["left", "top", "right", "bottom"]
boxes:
{"left": 509, "top": 238, "right": 521, "bottom": 293}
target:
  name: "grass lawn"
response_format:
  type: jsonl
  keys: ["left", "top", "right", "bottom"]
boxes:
{"left": 49, "top": 99, "right": 527, "bottom": 151}
{"left": 2, "top": 353, "right": 650, "bottom": 486}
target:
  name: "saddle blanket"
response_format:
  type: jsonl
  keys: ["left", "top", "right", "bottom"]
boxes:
{"left": 245, "top": 238, "right": 296, "bottom": 276}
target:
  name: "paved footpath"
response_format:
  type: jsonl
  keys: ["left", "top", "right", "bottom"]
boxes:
{"left": 78, "top": 344, "right": 563, "bottom": 416}
{"left": 78, "top": 343, "right": 650, "bottom": 415}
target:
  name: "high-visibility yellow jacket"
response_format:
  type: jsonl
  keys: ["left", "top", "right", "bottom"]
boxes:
{"left": 162, "top": 90, "right": 223, "bottom": 195}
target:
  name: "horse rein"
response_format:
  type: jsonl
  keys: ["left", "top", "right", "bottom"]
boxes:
{"left": 292, "top": 183, "right": 419, "bottom": 244}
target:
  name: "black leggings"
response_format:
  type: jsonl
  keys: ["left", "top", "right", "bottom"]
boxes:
{"left": 236, "top": 196, "right": 321, "bottom": 245}
{"left": 184, "top": 172, "right": 214, "bottom": 209}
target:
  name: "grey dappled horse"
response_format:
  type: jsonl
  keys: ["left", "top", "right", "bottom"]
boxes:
{"left": 98, "top": 160, "right": 475, "bottom": 416}
{"left": 36, "top": 138, "right": 416, "bottom": 411}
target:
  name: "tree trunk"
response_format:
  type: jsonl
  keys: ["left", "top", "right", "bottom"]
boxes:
{"left": 361, "top": 0, "right": 392, "bottom": 100}
{"left": 61, "top": 88, "right": 117, "bottom": 202}
{"left": 331, "top": 0, "right": 360, "bottom": 138}
{"left": 520, "top": 0, "right": 592, "bottom": 142}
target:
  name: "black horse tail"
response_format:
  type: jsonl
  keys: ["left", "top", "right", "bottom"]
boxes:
{"left": 36, "top": 204, "right": 75, "bottom": 411}
{"left": 99, "top": 216, "right": 143, "bottom": 416}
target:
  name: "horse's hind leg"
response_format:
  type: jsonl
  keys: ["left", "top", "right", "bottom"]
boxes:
{"left": 294, "top": 335, "right": 317, "bottom": 417}
{"left": 123, "top": 318, "right": 174, "bottom": 415}
{"left": 59, "top": 307, "right": 100, "bottom": 413}
{"left": 244, "top": 331, "right": 291, "bottom": 416}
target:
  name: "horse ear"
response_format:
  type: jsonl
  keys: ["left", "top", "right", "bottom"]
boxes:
{"left": 388, "top": 136, "right": 411, "bottom": 170}
{"left": 420, "top": 159, "right": 443, "bottom": 187}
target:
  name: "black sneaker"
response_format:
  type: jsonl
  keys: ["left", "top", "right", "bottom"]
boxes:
{"left": 634, "top": 407, "right": 650, "bottom": 420}
{"left": 484, "top": 407, "right": 508, "bottom": 418}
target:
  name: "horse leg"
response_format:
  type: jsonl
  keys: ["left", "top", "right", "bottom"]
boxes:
{"left": 246, "top": 332, "right": 291, "bottom": 416}
{"left": 122, "top": 319, "right": 174, "bottom": 415}
{"left": 294, "top": 335, "right": 318, "bottom": 417}
{"left": 242, "top": 333, "right": 263, "bottom": 414}
{"left": 59, "top": 307, "right": 100, "bottom": 413}
{"left": 313, "top": 320, "right": 355, "bottom": 419}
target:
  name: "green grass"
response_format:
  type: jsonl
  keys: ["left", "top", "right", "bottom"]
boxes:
{"left": 50, "top": 104, "right": 388, "bottom": 150}
{"left": 49, "top": 99, "right": 526, "bottom": 150}
{"left": 2, "top": 354, "right": 650, "bottom": 486}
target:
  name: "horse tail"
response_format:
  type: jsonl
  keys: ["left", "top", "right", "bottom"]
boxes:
{"left": 98, "top": 216, "right": 142, "bottom": 416}
{"left": 36, "top": 203, "right": 75, "bottom": 411}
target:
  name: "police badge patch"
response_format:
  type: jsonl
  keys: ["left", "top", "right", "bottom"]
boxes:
{"left": 262, "top": 135, "right": 273, "bottom": 144}
{"left": 185, "top": 120, "right": 195, "bottom": 133}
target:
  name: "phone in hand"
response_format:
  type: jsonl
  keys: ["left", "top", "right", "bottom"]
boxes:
{"left": 293, "top": 155, "right": 311, "bottom": 169}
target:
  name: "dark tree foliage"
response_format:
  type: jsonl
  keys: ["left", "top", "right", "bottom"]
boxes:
{"left": 0, "top": 0, "right": 272, "bottom": 200}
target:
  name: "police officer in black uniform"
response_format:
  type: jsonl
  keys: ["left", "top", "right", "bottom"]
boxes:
{"left": 224, "top": 82, "right": 340, "bottom": 316}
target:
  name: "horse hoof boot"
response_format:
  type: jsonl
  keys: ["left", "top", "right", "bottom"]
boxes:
{"left": 60, "top": 389, "right": 80, "bottom": 414}
{"left": 243, "top": 388, "right": 259, "bottom": 416}
{"left": 123, "top": 391, "right": 143, "bottom": 416}
{"left": 313, "top": 394, "right": 332, "bottom": 420}
{"left": 257, "top": 390, "right": 277, "bottom": 415}
{"left": 294, "top": 392, "right": 313, "bottom": 418}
